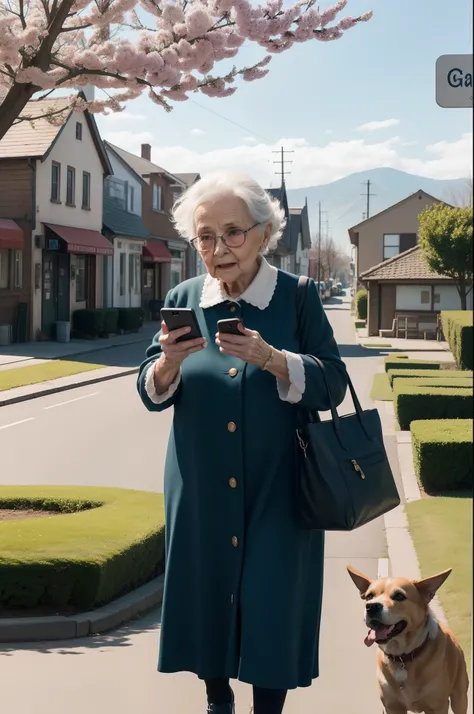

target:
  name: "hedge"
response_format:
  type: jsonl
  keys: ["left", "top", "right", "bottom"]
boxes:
{"left": 73, "top": 308, "right": 106, "bottom": 338}
{"left": 356, "top": 290, "right": 367, "bottom": 320}
{"left": 441, "top": 311, "right": 473, "bottom": 370}
{"left": 384, "top": 358, "right": 442, "bottom": 374}
{"left": 73, "top": 307, "right": 143, "bottom": 337}
{"left": 394, "top": 377, "right": 473, "bottom": 390}
{"left": 394, "top": 385, "right": 473, "bottom": 430}
{"left": 104, "top": 308, "right": 119, "bottom": 335}
{"left": 118, "top": 307, "right": 144, "bottom": 332}
{"left": 411, "top": 419, "right": 473, "bottom": 493}
{"left": 388, "top": 368, "right": 473, "bottom": 387}
{"left": 0, "top": 486, "right": 165, "bottom": 611}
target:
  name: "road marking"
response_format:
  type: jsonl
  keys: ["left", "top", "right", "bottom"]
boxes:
{"left": 43, "top": 392, "right": 100, "bottom": 410}
{"left": 377, "top": 557, "right": 390, "bottom": 579}
{"left": 0, "top": 417, "right": 35, "bottom": 431}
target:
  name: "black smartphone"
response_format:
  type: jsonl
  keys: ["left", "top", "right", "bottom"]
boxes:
{"left": 160, "top": 308, "right": 203, "bottom": 343}
{"left": 217, "top": 318, "right": 244, "bottom": 336}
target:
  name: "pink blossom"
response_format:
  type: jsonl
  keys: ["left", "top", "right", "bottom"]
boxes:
{"left": 242, "top": 67, "right": 269, "bottom": 81}
{"left": 162, "top": 4, "right": 185, "bottom": 24}
{"left": 337, "top": 16, "right": 358, "bottom": 30}
{"left": 186, "top": 8, "right": 214, "bottom": 40}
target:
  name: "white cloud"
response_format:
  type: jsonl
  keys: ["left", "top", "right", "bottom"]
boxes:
{"left": 190, "top": 128, "right": 206, "bottom": 135}
{"left": 98, "top": 127, "right": 472, "bottom": 188}
{"left": 242, "top": 137, "right": 257, "bottom": 144}
{"left": 357, "top": 119, "right": 400, "bottom": 132}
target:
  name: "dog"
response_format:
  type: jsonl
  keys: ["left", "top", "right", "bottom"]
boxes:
{"left": 347, "top": 565, "right": 469, "bottom": 714}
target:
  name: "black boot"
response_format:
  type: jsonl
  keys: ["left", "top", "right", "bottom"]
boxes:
{"left": 206, "top": 688, "right": 235, "bottom": 713}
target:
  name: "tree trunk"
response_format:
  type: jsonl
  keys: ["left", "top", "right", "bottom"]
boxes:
{"left": 458, "top": 275, "right": 467, "bottom": 310}
{"left": 0, "top": 83, "right": 38, "bottom": 141}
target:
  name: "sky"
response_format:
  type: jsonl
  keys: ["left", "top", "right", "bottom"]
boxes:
{"left": 95, "top": 0, "right": 473, "bottom": 190}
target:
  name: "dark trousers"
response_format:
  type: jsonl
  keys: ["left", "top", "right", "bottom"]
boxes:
{"left": 205, "top": 678, "right": 287, "bottom": 714}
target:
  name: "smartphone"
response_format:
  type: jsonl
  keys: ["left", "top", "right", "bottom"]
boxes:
{"left": 160, "top": 308, "right": 203, "bottom": 343}
{"left": 217, "top": 318, "right": 244, "bottom": 336}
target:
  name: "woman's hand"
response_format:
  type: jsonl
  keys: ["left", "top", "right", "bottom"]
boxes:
{"left": 215, "top": 324, "right": 271, "bottom": 368}
{"left": 159, "top": 321, "right": 207, "bottom": 367}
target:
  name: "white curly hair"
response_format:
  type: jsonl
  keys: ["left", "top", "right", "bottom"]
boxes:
{"left": 172, "top": 171, "right": 286, "bottom": 254}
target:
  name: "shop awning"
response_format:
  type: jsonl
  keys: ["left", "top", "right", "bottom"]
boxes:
{"left": 143, "top": 239, "right": 172, "bottom": 263}
{"left": 44, "top": 223, "right": 113, "bottom": 256}
{"left": 0, "top": 219, "right": 23, "bottom": 249}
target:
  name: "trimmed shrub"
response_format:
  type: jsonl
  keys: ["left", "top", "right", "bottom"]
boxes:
{"left": 73, "top": 309, "right": 106, "bottom": 338}
{"left": 394, "top": 385, "right": 473, "bottom": 430}
{"left": 411, "top": 419, "right": 473, "bottom": 493}
{"left": 103, "top": 308, "right": 119, "bottom": 335}
{"left": 395, "top": 377, "right": 473, "bottom": 389}
{"left": 356, "top": 290, "right": 367, "bottom": 320}
{"left": 118, "top": 307, "right": 144, "bottom": 332}
{"left": 354, "top": 319, "right": 366, "bottom": 328}
{"left": 441, "top": 311, "right": 473, "bottom": 370}
{"left": 0, "top": 486, "right": 165, "bottom": 611}
{"left": 384, "top": 358, "right": 442, "bottom": 374}
{"left": 388, "top": 368, "right": 473, "bottom": 387}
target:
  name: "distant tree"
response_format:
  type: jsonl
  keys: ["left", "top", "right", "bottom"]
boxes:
{"left": 418, "top": 203, "right": 473, "bottom": 310}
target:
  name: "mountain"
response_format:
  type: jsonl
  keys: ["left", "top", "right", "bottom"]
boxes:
{"left": 285, "top": 168, "right": 469, "bottom": 255}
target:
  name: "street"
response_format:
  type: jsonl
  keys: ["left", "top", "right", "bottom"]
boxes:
{"left": 0, "top": 296, "right": 404, "bottom": 713}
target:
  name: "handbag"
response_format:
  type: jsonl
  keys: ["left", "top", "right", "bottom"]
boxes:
{"left": 295, "top": 276, "right": 400, "bottom": 531}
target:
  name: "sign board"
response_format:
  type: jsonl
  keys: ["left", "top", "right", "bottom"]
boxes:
{"left": 436, "top": 54, "right": 473, "bottom": 108}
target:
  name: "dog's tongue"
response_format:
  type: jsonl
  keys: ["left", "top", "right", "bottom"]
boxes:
{"left": 364, "top": 625, "right": 394, "bottom": 647}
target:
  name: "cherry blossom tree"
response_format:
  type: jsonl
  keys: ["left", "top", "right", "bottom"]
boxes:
{"left": 0, "top": 0, "right": 372, "bottom": 140}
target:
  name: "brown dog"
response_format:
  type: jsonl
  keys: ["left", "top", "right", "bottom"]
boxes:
{"left": 347, "top": 565, "right": 469, "bottom": 714}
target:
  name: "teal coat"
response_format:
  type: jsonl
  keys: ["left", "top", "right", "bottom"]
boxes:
{"left": 137, "top": 268, "right": 347, "bottom": 690}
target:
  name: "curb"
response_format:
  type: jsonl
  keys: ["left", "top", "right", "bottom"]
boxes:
{"left": 0, "top": 574, "right": 164, "bottom": 643}
{"left": 0, "top": 367, "right": 139, "bottom": 408}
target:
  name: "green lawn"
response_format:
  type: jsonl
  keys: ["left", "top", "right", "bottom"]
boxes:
{"left": 0, "top": 360, "right": 105, "bottom": 392}
{"left": 405, "top": 496, "right": 472, "bottom": 666}
{"left": 370, "top": 373, "right": 393, "bottom": 401}
{"left": 362, "top": 343, "right": 392, "bottom": 348}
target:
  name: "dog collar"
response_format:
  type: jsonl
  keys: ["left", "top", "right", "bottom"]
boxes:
{"left": 386, "top": 636, "right": 430, "bottom": 665}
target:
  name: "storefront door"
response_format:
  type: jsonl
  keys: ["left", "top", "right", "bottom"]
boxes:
{"left": 42, "top": 251, "right": 70, "bottom": 338}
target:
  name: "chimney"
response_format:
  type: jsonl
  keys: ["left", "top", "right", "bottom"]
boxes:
{"left": 141, "top": 143, "right": 151, "bottom": 161}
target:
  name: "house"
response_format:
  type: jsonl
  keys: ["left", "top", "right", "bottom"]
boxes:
{"left": 348, "top": 190, "right": 444, "bottom": 285}
{"left": 0, "top": 97, "right": 113, "bottom": 341}
{"left": 265, "top": 184, "right": 292, "bottom": 269}
{"left": 360, "top": 245, "right": 473, "bottom": 337}
{"left": 173, "top": 172, "right": 202, "bottom": 277}
{"left": 288, "top": 201, "right": 311, "bottom": 275}
{"left": 104, "top": 142, "right": 196, "bottom": 300}
{"left": 102, "top": 145, "right": 152, "bottom": 312}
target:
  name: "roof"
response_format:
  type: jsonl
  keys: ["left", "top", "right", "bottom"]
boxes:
{"left": 359, "top": 245, "right": 453, "bottom": 282}
{"left": 348, "top": 190, "right": 447, "bottom": 245}
{"left": 104, "top": 143, "right": 147, "bottom": 186}
{"left": 105, "top": 142, "right": 185, "bottom": 185}
{"left": 173, "top": 172, "right": 201, "bottom": 186}
{"left": 102, "top": 194, "right": 150, "bottom": 239}
{"left": 0, "top": 95, "right": 112, "bottom": 175}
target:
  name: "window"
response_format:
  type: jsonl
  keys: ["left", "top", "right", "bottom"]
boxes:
{"left": 128, "top": 185, "right": 135, "bottom": 213}
{"left": 82, "top": 171, "right": 91, "bottom": 209}
{"left": 153, "top": 183, "right": 162, "bottom": 211}
{"left": 119, "top": 253, "right": 126, "bottom": 296}
{"left": 14, "top": 250, "right": 22, "bottom": 289}
{"left": 76, "top": 122, "right": 83, "bottom": 140}
{"left": 66, "top": 166, "right": 75, "bottom": 206}
{"left": 383, "top": 234, "right": 400, "bottom": 260}
{"left": 51, "top": 162, "right": 61, "bottom": 202}
{"left": 144, "top": 268, "right": 153, "bottom": 289}
{"left": 107, "top": 177, "right": 126, "bottom": 207}
{"left": 0, "top": 248, "right": 10, "bottom": 289}
{"left": 75, "top": 255, "right": 86, "bottom": 301}
{"left": 420, "top": 289, "right": 430, "bottom": 305}
{"left": 128, "top": 253, "right": 141, "bottom": 294}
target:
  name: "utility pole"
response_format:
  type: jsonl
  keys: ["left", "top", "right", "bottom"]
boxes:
{"left": 272, "top": 146, "right": 294, "bottom": 185}
{"left": 317, "top": 202, "right": 328, "bottom": 289}
{"left": 361, "top": 179, "right": 376, "bottom": 219}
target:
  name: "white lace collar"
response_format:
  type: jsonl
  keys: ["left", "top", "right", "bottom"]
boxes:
{"left": 199, "top": 257, "right": 278, "bottom": 310}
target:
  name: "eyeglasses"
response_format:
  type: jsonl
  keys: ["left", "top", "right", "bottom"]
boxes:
{"left": 191, "top": 222, "right": 262, "bottom": 252}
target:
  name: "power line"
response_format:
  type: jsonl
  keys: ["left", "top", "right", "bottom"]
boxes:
{"left": 361, "top": 179, "right": 376, "bottom": 219}
{"left": 188, "top": 99, "right": 274, "bottom": 143}
{"left": 272, "top": 146, "right": 294, "bottom": 184}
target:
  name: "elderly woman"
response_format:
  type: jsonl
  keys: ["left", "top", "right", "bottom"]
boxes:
{"left": 137, "top": 172, "right": 347, "bottom": 714}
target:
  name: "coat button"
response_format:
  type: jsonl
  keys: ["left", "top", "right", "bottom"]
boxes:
{"left": 229, "top": 305, "right": 237, "bottom": 313}
{"left": 227, "top": 421, "right": 237, "bottom": 433}
{"left": 232, "top": 536, "right": 239, "bottom": 547}
{"left": 228, "top": 368, "right": 238, "bottom": 377}
{"left": 229, "top": 477, "right": 237, "bottom": 488}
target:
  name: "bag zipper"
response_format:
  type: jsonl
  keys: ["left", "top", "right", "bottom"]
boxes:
{"left": 351, "top": 459, "right": 366, "bottom": 479}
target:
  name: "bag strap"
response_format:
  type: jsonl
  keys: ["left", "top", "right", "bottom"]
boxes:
{"left": 295, "top": 275, "right": 365, "bottom": 433}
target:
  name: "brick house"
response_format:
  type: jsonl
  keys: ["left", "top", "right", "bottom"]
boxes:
{"left": 104, "top": 143, "right": 196, "bottom": 300}
{"left": 348, "top": 189, "right": 444, "bottom": 285}
{"left": 0, "top": 97, "right": 112, "bottom": 341}
{"left": 360, "top": 245, "right": 473, "bottom": 338}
